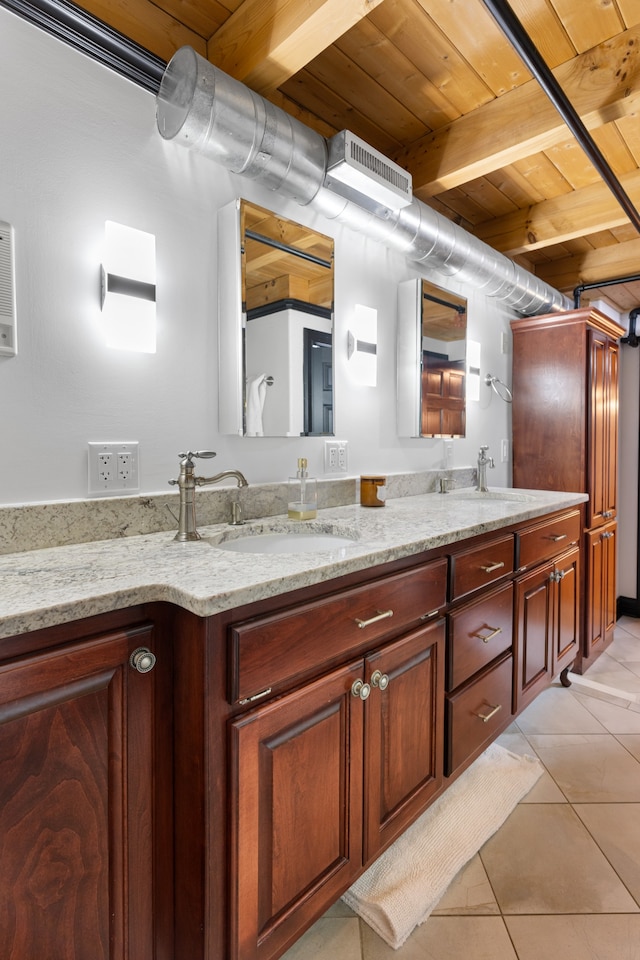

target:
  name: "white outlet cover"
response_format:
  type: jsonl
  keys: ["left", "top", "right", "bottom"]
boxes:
{"left": 88, "top": 441, "right": 139, "bottom": 496}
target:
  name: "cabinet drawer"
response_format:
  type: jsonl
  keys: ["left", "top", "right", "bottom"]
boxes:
{"left": 450, "top": 534, "right": 514, "bottom": 600}
{"left": 447, "top": 582, "right": 513, "bottom": 691}
{"left": 229, "top": 559, "right": 448, "bottom": 704}
{"left": 517, "top": 510, "right": 581, "bottom": 570}
{"left": 445, "top": 653, "right": 513, "bottom": 775}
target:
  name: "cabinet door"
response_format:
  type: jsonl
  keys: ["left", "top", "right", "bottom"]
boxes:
{"left": 363, "top": 620, "right": 445, "bottom": 863}
{"left": 585, "top": 522, "right": 617, "bottom": 660}
{"left": 588, "top": 332, "right": 619, "bottom": 527}
{"left": 552, "top": 545, "right": 580, "bottom": 674}
{"left": 603, "top": 523, "right": 617, "bottom": 647}
{"left": 0, "top": 624, "right": 159, "bottom": 960}
{"left": 514, "top": 562, "right": 554, "bottom": 712}
{"left": 229, "top": 661, "right": 365, "bottom": 960}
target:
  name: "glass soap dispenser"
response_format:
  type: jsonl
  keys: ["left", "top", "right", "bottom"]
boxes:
{"left": 288, "top": 457, "right": 317, "bottom": 520}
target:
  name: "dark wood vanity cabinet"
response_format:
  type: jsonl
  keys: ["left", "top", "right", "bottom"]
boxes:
{"left": 227, "top": 561, "right": 447, "bottom": 960}
{"left": 513, "top": 543, "right": 580, "bottom": 712}
{"left": 511, "top": 306, "right": 624, "bottom": 670}
{"left": 1, "top": 503, "right": 586, "bottom": 960}
{"left": 513, "top": 510, "right": 581, "bottom": 711}
{"left": 229, "top": 619, "right": 445, "bottom": 960}
{"left": 444, "top": 511, "right": 581, "bottom": 775}
{"left": 0, "top": 608, "right": 172, "bottom": 960}
{"left": 444, "top": 534, "right": 516, "bottom": 776}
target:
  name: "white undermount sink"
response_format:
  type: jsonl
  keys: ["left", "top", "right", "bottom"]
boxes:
{"left": 210, "top": 522, "right": 359, "bottom": 555}
{"left": 445, "top": 488, "right": 537, "bottom": 502}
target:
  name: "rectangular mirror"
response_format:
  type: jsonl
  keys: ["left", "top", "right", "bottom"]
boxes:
{"left": 397, "top": 278, "right": 467, "bottom": 438}
{"left": 218, "top": 199, "right": 335, "bottom": 437}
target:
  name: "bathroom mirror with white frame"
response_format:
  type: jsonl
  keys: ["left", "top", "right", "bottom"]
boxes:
{"left": 397, "top": 278, "right": 467, "bottom": 438}
{"left": 218, "top": 199, "right": 335, "bottom": 437}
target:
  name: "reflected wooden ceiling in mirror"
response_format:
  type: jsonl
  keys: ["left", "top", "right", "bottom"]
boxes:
{"left": 242, "top": 203, "right": 334, "bottom": 314}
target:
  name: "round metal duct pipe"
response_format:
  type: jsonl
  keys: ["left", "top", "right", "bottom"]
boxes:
{"left": 157, "top": 46, "right": 570, "bottom": 316}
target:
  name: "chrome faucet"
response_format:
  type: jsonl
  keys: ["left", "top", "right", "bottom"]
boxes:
{"left": 169, "top": 451, "right": 249, "bottom": 542}
{"left": 476, "top": 445, "right": 495, "bottom": 492}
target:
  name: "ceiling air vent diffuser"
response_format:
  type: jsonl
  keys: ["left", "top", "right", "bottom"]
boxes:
{"left": 324, "top": 131, "right": 412, "bottom": 218}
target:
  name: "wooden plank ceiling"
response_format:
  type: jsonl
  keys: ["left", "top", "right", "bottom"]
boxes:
{"left": 58, "top": 0, "right": 640, "bottom": 313}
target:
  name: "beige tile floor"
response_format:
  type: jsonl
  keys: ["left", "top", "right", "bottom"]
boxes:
{"left": 281, "top": 616, "right": 640, "bottom": 960}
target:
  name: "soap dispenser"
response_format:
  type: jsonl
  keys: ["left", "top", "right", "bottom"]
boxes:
{"left": 288, "top": 458, "right": 317, "bottom": 520}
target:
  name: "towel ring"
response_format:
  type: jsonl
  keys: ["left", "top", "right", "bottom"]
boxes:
{"left": 246, "top": 375, "right": 275, "bottom": 386}
{"left": 485, "top": 374, "right": 513, "bottom": 403}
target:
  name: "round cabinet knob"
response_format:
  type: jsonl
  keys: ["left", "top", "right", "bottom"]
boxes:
{"left": 351, "top": 679, "right": 371, "bottom": 701}
{"left": 371, "top": 669, "right": 389, "bottom": 690}
{"left": 129, "top": 647, "right": 157, "bottom": 674}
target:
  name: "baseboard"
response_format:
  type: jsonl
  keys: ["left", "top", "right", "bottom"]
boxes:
{"left": 617, "top": 596, "right": 640, "bottom": 619}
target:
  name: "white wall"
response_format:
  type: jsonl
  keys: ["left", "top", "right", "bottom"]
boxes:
{"left": 0, "top": 8, "right": 515, "bottom": 507}
{"left": 618, "top": 334, "right": 639, "bottom": 599}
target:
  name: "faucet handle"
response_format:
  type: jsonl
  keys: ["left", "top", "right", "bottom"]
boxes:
{"left": 178, "top": 450, "right": 217, "bottom": 465}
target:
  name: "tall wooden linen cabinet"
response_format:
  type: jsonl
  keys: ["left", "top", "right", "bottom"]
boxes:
{"left": 511, "top": 306, "right": 625, "bottom": 673}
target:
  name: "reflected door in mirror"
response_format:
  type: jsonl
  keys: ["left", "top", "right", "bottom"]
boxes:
{"left": 397, "top": 278, "right": 468, "bottom": 438}
{"left": 422, "top": 356, "right": 466, "bottom": 436}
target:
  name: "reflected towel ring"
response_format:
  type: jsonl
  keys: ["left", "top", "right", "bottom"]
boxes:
{"left": 485, "top": 374, "right": 513, "bottom": 403}
{"left": 245, "top": 375, "right": 275, "bottom": 385}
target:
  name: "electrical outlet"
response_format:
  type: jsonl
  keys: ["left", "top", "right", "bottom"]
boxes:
{"left": 98, "top": 452, "right": 113, "bottom": 483}
{"left": 117, "top": 451, "right": 133, "bottom": 481}
{"left": 324, "top": 440, "right": 348, "bottom": 473}
{"left": 89, "top": 442, "right": 139, "bottom": 495}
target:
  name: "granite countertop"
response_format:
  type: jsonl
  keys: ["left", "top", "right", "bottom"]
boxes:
{"left": 0, "top": 488, "right": 588, "bottom": 640}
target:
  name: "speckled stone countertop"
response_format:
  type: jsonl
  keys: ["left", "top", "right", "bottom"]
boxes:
{"left": 1, "top": 488, "right": 587, "bottom": 641}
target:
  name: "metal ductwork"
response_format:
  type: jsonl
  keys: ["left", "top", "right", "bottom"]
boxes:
{"left": 156, "top": 46, "right": 571, "bottom": 317}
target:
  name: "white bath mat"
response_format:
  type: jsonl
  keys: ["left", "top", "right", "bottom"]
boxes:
{"left": 341, "top": 742, "right": 543, "bottom": 949}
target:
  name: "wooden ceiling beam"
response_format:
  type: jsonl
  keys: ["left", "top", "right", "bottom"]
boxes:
{"left": 474, "top": 168, "right": 640, "bottom": 253}
{"left": 396, "top": 26, "right": 640, "bottom": 194}
{"left": 535, "top": 236, "right": 640, "bottom": 291}
{"left": 207, "top": 0, "right": 385, "bottom": 96}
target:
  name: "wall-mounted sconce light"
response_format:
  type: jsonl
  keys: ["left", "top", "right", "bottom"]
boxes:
{"left": 467, "top": 339, "right": 481, "bottom": 402}
{"left": 347, "top": 303, "right": 377, "bottom": 387}
{"left": 101, "top": 221, "right": 156, "bottom": 353}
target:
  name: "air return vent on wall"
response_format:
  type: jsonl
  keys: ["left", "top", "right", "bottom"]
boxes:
{"left": 0, "top": 221, "right": 16, "bottom": 357}
{"left": 324, "top": 131, "right": 413, "bottom": 218}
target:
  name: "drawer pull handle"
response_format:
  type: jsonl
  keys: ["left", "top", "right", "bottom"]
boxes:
{"left": 355, "top": 609, "right": 394, "bottom": 629}
{"left": 420, "top": 609, "right": 440, "bottom": 621}
{"left": 479, "top": 561, "right": 505, "bottom": 574}
{"left": 351, "top": 679, "right": 371, "bottom": 701}
{"left": 547, "top": 533, "right": 567, "bottom": 542}
{"left": 371, "top": 669, "right": 390, "bottom": 690}
{"left": 476, "top": 703, "right": 502, "bottom": 723}
{"left": 473, "top": 626, "right": 502, "bottom": 644}
{"left": 239, "top": 687, "right": 272, "bottom": 705}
